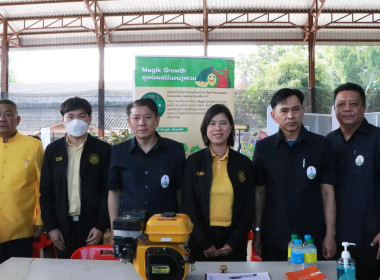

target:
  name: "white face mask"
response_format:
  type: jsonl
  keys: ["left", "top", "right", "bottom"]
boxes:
{"left": 65, "top": 119, "right": 89, "bottom": 137}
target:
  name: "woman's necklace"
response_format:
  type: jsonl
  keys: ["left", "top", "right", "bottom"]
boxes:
{"left": 212, "top": 148, "right": 227, "bottom": 158}
{"left": 215, "top": 152, "right": 226, "bottom": 158}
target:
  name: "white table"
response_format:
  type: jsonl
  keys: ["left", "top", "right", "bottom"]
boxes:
{"left": 0, "top": 258, "right": 336, "bottom": 280}
{"left": 187, "top": 261, "right": 337, "bottom": 280}
{"left": 0, "top": 257, "right": 142, "bottom": 280}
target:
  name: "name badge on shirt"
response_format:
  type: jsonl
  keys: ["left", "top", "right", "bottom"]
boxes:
{"left": 306, "top": 166, "right": 316, "bottom": 179}
{"left": 161, "top": 175, "right": 169, "bottom": 188}
{"left": 355, "top": 155, "right": 364, "bottom": 166}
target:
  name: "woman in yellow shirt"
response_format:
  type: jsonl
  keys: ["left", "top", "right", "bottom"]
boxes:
{"left": 182, "top": 104, "right": 255, "bottom": 261}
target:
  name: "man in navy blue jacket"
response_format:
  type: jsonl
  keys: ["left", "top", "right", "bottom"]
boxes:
{"left": 108, "top": 98, "right": 185, "bottom": 229}
{"left": 327, "top": 82, "right": 380, "bottom": 280}
{"left": 253, "top": 88, "right": 336, "bottom": 261}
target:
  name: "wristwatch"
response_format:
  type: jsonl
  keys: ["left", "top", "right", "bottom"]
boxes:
{"left": 253, "top": 227, "right": 261, "bottom": 232}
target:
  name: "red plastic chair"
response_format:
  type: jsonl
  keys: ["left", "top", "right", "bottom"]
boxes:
{"left": 70, "top": 245, "right": 119, "bottom": 260}
{"left": 33, "top": 233, "right": 57, "bottom": 258}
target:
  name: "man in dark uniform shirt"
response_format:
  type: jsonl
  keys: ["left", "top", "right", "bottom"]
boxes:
{"left": 327, "top": 82, "right": 380, "bottom": 280}
{"left": 253, "top": 88, "right": 336, "bottom": 261}
{"left": 108, "top": 98, "right": 186, "bottom": 229}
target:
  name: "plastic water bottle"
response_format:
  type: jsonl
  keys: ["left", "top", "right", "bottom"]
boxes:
{"left": 304, "top": 238, "right": 317, "bottom": 268}
{"left": 303, "top": 234, "right": 311, "bottom": 246}
{"left": 287, "top": 234, "right": 298, "bottom": 264}
{"left": 290, "top": 239, "right": 304, "bottom": 271}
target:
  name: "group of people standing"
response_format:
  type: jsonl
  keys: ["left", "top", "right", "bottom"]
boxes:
{"left": 0, "top": 82, "right": 379, "bottom": 279}
{"left": 253, "top": 83, "right": 380, "bottom": 280}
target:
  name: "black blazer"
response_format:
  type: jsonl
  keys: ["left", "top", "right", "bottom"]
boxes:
{"left": 40, "top": 134, "right": 111, "bottom": 235}
{"left": 182, "top": 147, "right": 255, "bottom": 251}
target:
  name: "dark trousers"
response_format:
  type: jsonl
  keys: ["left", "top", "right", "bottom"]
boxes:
{"left": 0, "top": 237, "right": 33, "bottom": 264}
{"left": 189, "top": 226, "right": 247, "bottom": 262}
{"left": 56, "top": 218, "right": 99, "bottom": 259}
{"left": 336, "top": 246, "right": 380, "bottom": 280}
{"left": 261, "top": 244, "right": 288, "bottom": 261}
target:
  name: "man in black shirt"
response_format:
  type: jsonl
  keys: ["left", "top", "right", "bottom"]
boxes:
{"left": 327, "top": 82, "right": 380, "bottom": 280}
{"left": 108, "top": 98, "right": 186, "bottom": 228}
{"left": 253, "top": 88, "right": 336, "bottom": 261}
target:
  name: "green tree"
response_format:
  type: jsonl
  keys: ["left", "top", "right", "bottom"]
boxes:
{"left": 323, "top": 46, "right": 380, "bottom": 111}
{"left": 324, "top": 46, "right": 380, "bottom": 90}
{"left": 0, "top": 58, "right": 18, "bottom": 85}
{"left": 235, "top": 46, "right": 335, "bottom": 128}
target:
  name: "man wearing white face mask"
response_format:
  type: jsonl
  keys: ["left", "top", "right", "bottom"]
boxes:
{"left": 40, "top": 97, "right": 111, "bottom": 258}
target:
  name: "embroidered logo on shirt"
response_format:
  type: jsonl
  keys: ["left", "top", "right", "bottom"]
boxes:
{"left": 89, "top": 154, "right": 99, "bottom": 165}
{"left": 196, "top": 171, "right": 205, "bottom": 176}
{"left": 306, "top": 166, "right": 316, "bottom": 179}
{"left": 238, "top": 171, "right": 246, "bottom": 183}
{"left": 161, "top": 175, "right": 169, "bottom": 188}
{"left": 55, "top": 157, "right": 63, "bottom": 161}
{"left": 355, "top": 155, "right": 364, "bottom": 166}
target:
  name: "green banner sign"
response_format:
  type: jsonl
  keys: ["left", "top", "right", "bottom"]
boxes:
{"left": 135, "top": 56, "right": 235, "bottom": 155}
{"left": 135, "top": 56, "right": 234, "bottom": 88}
{"left": 156, "top": 127, "right": 188, "bottom": 132}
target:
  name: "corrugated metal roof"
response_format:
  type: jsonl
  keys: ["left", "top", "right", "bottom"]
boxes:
{"left": 9, "top": 81, "right": 132, "bottom": 98}
{"left": 0, "top": 0, "right": 378, "bottom": 49}
{"left": 1, "top": 2, "right": 86, "bottom": 19}
{"left": 17, "top": 106, "right": 129, "bottom": 133}
{"left": 324, "top": 0, "right": 380, "bottom": 11}
{"left": 99, "top": 0, "right": 202, "bottom": 13}
{"left": 8, "top": 81, "right": 133, "bottom": 132}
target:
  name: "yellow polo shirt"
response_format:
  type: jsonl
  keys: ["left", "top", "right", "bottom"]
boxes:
{"left": 66, "top": 137, "right": 86, "bottom": 216}
{"left": 209, "top": 149, "right": 234, "bottom": 227}
{"left": 0, "top": 132, "right": 44, "bottom": 243}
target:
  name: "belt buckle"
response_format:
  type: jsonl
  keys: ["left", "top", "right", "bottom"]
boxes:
{"left": 72, "top": 216, "right": 79, "bottom": 222}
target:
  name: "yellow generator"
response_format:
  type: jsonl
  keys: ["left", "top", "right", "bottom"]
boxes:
{"left": 113, "top": 211, "right": 193, "bottom": 280}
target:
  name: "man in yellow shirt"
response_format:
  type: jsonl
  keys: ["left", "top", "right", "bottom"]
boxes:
{"left": 0, "top": 99, "right": 44, "bottom": 263}
{"left": 40, "top": 97, "right": 110, "bottom": 258}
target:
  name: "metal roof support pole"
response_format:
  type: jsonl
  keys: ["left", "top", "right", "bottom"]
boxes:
{"left": 203, "top": 0, "right": 208, "bottom": 56}
{"left": 308, "top": 13, "right": 316, "bottom": 113}
{"left": 1, "top": 19, "right": 8, "bottom": 99}
{"left": 98, "top": 15, "right": 105, "bottom": 138}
